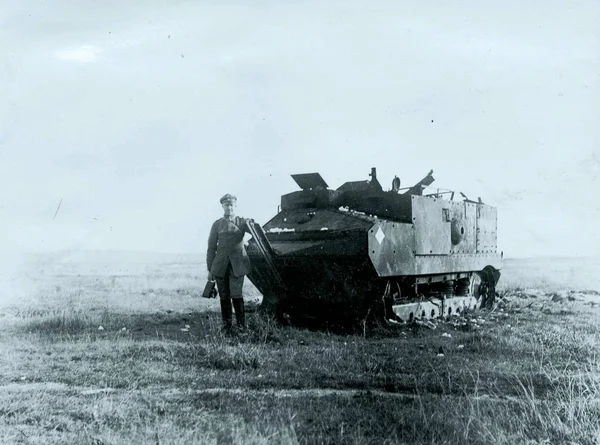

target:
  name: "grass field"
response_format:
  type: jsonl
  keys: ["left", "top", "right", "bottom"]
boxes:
{"left": 1, "top": 252, "right": 600, "bottom": 444}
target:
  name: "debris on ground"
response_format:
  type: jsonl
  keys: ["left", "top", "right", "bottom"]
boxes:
{"left": 414, "top": 319, "right": 437, "bottom": 330}
{"left": 388, "top": 287, "right": 599, "bottom": 337}
{"left": 512, "top": 290, "right": 539, "bottom": 299}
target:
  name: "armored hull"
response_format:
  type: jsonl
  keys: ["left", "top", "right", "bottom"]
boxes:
{"left": 247, "top": 169, "right": 502, "bottom": 325}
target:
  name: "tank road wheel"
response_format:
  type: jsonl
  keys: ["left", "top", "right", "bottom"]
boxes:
{"left": 477, "top": 267, "right": 497, "bottom": 309}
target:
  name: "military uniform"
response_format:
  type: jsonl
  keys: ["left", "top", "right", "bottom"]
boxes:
{"left": 207, "top": 195, "right": 253, "bottom": 331}
{"left": 207, "top": 216, "right": 252, "bottom": 279}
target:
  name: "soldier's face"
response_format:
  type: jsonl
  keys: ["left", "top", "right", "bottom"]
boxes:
{"left": 222, "top": 200, "right": 236, "bottom": 217}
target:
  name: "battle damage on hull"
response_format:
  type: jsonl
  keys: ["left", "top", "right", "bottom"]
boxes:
{"left": 247, "top": 168, "right": 502, "bottom": 326}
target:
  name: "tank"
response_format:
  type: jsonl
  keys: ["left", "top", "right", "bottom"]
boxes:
{"left": 246, "top": 168, "right": 502, "bottom": 327}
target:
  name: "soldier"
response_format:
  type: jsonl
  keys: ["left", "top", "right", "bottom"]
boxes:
{"left": 206, "top": 194, "right": 254, "bottom": 333}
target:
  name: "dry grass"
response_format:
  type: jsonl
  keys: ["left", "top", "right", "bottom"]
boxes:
{"left": 1, "top": 253, "right": 600, "bottom": 444}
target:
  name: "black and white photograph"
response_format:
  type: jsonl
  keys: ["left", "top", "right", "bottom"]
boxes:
{"left": 1, "top": 1, "right": 599, "bottom": 443}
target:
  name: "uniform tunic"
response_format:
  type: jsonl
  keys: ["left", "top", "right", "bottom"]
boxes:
{"left": 206, "top": 216, "right": 252, "bottom": 299}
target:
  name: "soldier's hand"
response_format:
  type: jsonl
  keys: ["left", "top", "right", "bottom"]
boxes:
{"left": 207, "top": 272, "right": 213, "bottom": 281}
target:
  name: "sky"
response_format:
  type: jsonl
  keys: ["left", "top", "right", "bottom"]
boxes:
{"left": 1, "top": 0, "right": 599, "bottom": 260}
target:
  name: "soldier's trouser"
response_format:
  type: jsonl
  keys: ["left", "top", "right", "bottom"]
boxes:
{"left": 215, "top": 264, "right": 245, "bottom": 329}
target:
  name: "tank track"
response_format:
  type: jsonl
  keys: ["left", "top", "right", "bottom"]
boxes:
{"left": 387, "top": 269, "right": 498, "bottom": 323}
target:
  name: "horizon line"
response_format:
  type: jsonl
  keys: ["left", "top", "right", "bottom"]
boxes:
{"left": 11, "top": 249, "right": 599, "bottom": 262}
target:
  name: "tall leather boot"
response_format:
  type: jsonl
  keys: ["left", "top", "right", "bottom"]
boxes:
{"left": 220, "top": 298, "right": 233, "bottom": 333}
{"left": 232, "top": 298, "right": 245, "bottom": 329}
